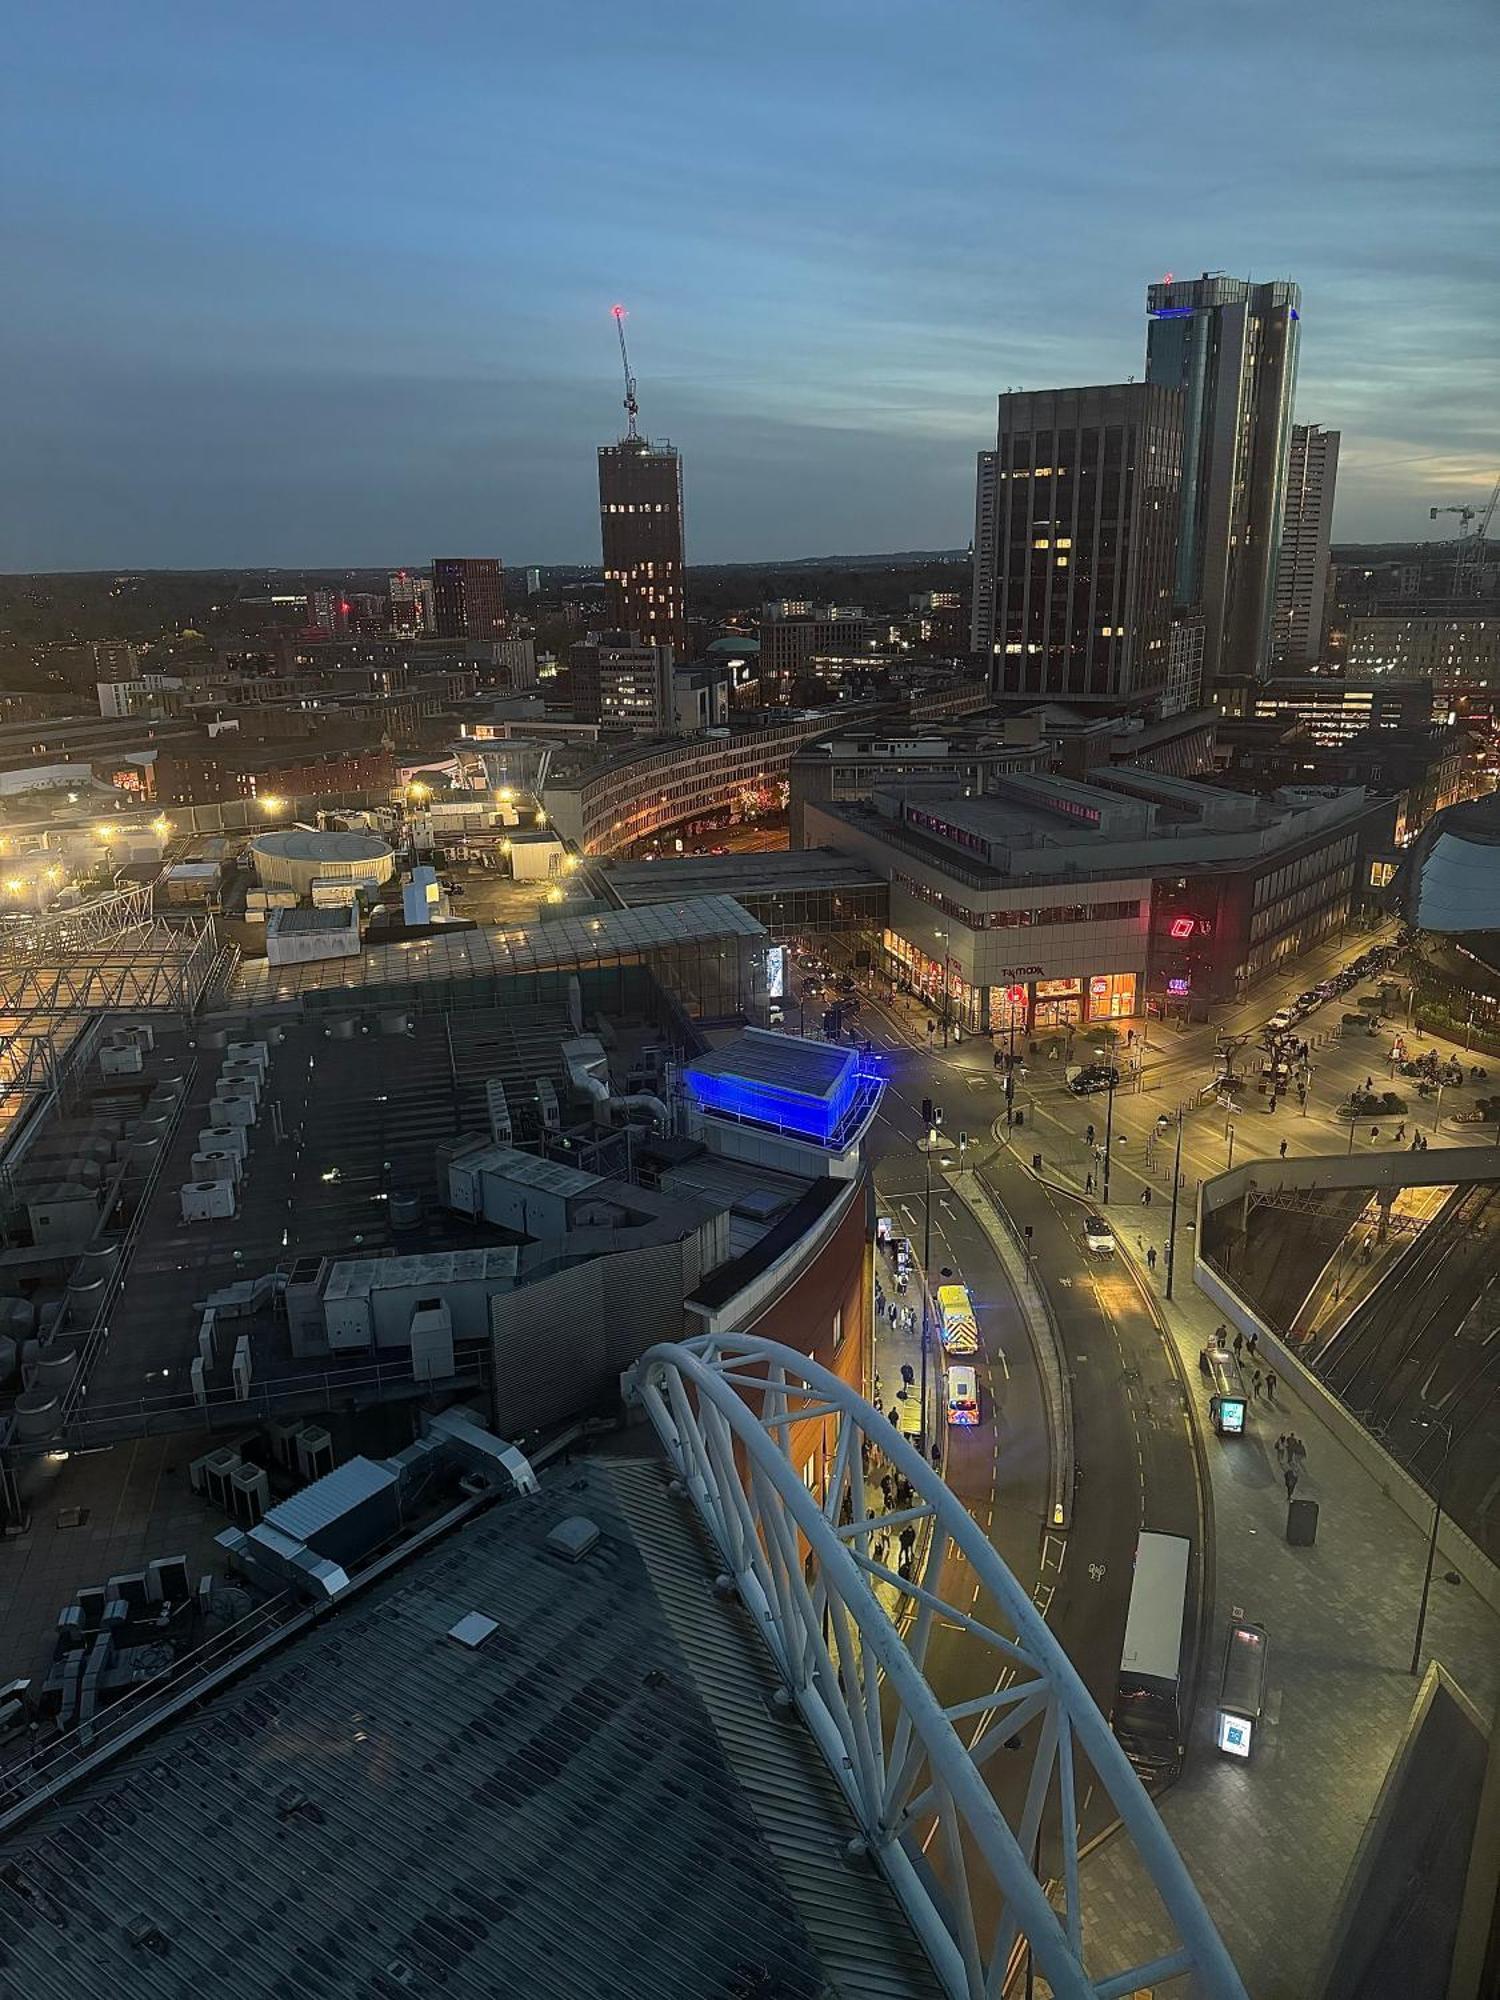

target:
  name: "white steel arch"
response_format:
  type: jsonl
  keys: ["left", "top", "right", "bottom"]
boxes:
{"left": 626, "top": 1334, "right": 1247, "bottom": 2000}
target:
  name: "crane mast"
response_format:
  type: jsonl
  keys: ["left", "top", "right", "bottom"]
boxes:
{"left": 1429, "top": 478, "right": 1499, "bottom": 595}
{"left": 611, "top": 304, "right": 639, "bottom": 441}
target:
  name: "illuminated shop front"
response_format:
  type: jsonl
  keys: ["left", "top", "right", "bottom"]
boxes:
{"left": 883, "top": 929, "right": 1138, "bottom": 1034}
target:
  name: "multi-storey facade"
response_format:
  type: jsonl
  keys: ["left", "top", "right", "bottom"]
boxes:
{"left": 757, "top": 608, "right": 878, "bottom": 699}
{"left": 431, "top": 557, "right": 506, "bottom": 642}
{"left": 970, "top": 383, "right": 1183, "bottom": 704}
{"left": 1346, "top": 609, "right": 1499, "bottom": 694}
{"left": 1145, "top": 273, "right": 1301, "bottom": 686}
{"left": 388, "top": 571, "right": 435, "bottom": 634}
{"left": 597, "top": 438, "right": 686, "bottom": 653}
{"left": 570, "top": 635, "right": 676, "bottom": 735}
{"left": 1272, "top": 424, "right": 1339, "bottom": 668}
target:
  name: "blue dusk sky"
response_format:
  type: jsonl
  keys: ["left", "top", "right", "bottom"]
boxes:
{"left": 1, "top": 0, "right": 1495, "bottom": 571}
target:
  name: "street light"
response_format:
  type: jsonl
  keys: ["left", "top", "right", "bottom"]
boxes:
{"left": 920, "top": 1123, "right": 939, "bottom": 1452}
{"left": 1165, "top": 1107, "right": 1184, "bottom": 1301}
{"left": 1102, "top": 1068, "right": 1116, "bottom": 1203}
{"left": 933, "top": 924, "right": 951, "bottom": 1047}
{"left": 1225, "top": 1116, "right": 1236, "bottom": 1173}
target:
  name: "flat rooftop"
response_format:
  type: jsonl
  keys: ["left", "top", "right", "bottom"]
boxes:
{"left": 0, "top": 1453, "right": 943, "bottom": 2000}
{"left": 233, "top": 896, "right": 768, "bottom": 1004}
{"left": 602, "top": 847, "right": 885, "bottom": 906}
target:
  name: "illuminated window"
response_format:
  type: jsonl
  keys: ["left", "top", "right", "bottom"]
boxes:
{"left": 1033, "top": 538, "right": 1050, "bottom": 551}
{"left": 1056, "top": 557, "right": 1069, "bottom": 568}
{"left": 1056, "top": 538, "right": 1072, "bottom": 549}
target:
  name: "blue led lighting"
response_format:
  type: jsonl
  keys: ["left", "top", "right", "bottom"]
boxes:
{"left": 685, "top": 1055, "right": 861, "bottom": 1145}
{"left": 1289, "top": 308, "right": 1299, "bottom": 320}
{"left": 1150, "top": 307, "right": 1196, "bottom": 319}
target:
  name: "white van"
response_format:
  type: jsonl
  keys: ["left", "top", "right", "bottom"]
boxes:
{"left": 946, "top": 1365, "right": 980, "bottom": 1427}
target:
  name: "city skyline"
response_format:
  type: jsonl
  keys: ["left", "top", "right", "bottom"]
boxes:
{"left": 1, "top": 0, "right": 1495, "bottom": 571}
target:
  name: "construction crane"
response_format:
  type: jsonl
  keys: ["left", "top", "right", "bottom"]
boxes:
{"left": 1430, "top": 475, "right": 1500, "bottom": 594}
{"left": 611, "top": 304, "right": 639, "bottom": 441}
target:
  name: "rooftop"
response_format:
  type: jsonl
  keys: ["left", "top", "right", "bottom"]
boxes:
{"left": 601, "top": 847, "right": 885, "bottom": 907}
{"left": 234, "top": 895, "right": 768, "bottom": 1004}
{"left": 0, "top": 1454, "right": 942, "bottom": 2000}
{"left": 249, "top": 828, "right": 391, "bottom": 863}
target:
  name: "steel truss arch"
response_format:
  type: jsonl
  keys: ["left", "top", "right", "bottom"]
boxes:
{"left": 627, "top": 1334, "right": 1246, "bottom": 2000}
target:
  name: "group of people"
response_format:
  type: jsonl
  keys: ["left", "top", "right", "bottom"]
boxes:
{"left": 854, "top": 1443, "right": 925, "bottom": 1581}
{"left": 1274, "top": 1433, "right": 1309, "bottom": 1499}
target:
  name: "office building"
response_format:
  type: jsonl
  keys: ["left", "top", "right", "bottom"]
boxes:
{"left": 758, "top": 605, "right": 878, "bottom": 699}
{"left": 1272, "top": 425, "right": 1339, "bottom": 668}
{"left": 598, "top": 439, "right": 686, "bottom": 653}
{"left": 570, "top": 635, "right": 676, "bottom": 735}
{"left": 970, "top": 383, "right": 1183, "bottom": 704}
{"left": 432, "top": 557, "right": 507, "bottom": 642}
{"left": 1145, "top": 272, "right": 1301, "bottom": 686}
{"left": 1347, "top": 608, "right": 1499, "bottom": 695}
{"left": 388, "top": 570, "right": 435, "bottom": 634}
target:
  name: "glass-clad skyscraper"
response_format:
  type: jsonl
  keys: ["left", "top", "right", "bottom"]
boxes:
{"left": 1145, "top": 273, "right": 1300, "bottom": 688}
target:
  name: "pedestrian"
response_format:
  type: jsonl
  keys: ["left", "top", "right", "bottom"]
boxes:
{"left": 1370, "top": 1125, "right": 1380, "bottom": 1144}
{"left": 1365, "top": 1075, "right": 1374, "bottom": 1092}
{"left": 1085, "top": 1172, "right": 1095, "bottom": 1195}
{"left": 1085, "top": 1124, "right": 1096, "bottom": 1148}
{"left": 888, "top": 1406, "right": 899, "bottom": 1428}
{"left": 931, "top": 1442, "right": 941, "bottom": 1470}
{"left": 1265, "top": 1370, "right": 1277, "bottom": 1403}
{"left": 1395, "top": 1123, "right": 1406, "bottom": 1142}
{"left": 1247, "top": 1330, "right": 1258, "bottom": 1360}
{"left": 1252, "top": 1368, "right": 1263, "bottom": 1398}
{"left": 899, "top": 1525, "right": 916, "bottom": 1559}
{"left": 1274, "top": 1434, "right": 1287, "bottom": 1466}
{"left": 1279, "top": 1139, "right": 1288, "bottom": 1159}
{"left": 901, "top": 1362, "right": 914, "bottom": 1387}
{"left": 1284, "top": 1465, "right": 1299, "bottom": 1501}
{"left": 1291, "top": 1435, "right": 1306, "bottom": 1470}
{"left": 881, "top": 1475, "right": 893, "bottom": 1510}
{"left": 1198, "top": 1346, "right": 1211, "bottom": 1378}
{"left": 1232, "top": 1330, "right": 1244, "bottom": 1360}
{"left": 1141, "top": 1187, "right": 1153, "bottom": 1208}
{"left": 874, "top": 1537, "right": 889, "bottom": 1568}
{"left": 1146, "top": 1244, "right": 1158, "bottom": 1272}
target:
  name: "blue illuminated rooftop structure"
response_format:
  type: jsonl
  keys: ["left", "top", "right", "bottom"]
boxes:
{"left": 685, "top": 1030, "right": 881, "bottom": 1150}
{"left": 1150, "top": 307, "right": 1196, "bottom": 319}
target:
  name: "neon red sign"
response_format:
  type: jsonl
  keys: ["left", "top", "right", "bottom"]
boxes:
{"left": 1005, "top": 984, "right": 1027, "bottom": 1005}
{"left": 1169, "top": 917, "right": 1198, "bottom": 940}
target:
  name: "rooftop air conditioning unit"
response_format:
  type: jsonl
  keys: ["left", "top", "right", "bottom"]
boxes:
{"left": 296, "top": 1426, "right": 335, "bottom": 1482}
{"left": 229, "top": 1464, "right": 269, "bottom": 1527}
{"left": 191, "top": 1447, "right": 242, "bottom": 1510}
{"left": 535, "top": 1076, "right": 560, "bottom": 1133}
{"left": 180, "top": 1180, "right": 236, "bottom": 1224}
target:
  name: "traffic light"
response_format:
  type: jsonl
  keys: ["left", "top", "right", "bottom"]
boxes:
{"left": 934, "top": 1105, "right": 945, "bottom": 1127}
{"left": 959, "top": 1130, "right": 968, "bottom": 1149}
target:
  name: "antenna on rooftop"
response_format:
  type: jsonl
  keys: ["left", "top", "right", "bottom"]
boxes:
{"left": 611, "top": 305, "right": 639, "bottom": 440}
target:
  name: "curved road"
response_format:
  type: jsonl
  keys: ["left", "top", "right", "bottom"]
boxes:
{"left": 858, "top": 990, "right": 1206, "bottom": 1871}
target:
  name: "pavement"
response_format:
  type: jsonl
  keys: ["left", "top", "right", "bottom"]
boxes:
{"left": 830, "top": 928, "right": 1500, "bottom": 1998}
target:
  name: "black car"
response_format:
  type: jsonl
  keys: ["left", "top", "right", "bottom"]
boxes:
{"left": 1068, "top": 1064, "right": 1121, "bottom": 1095}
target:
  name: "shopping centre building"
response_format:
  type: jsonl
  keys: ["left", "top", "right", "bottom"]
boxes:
{"left": 801, "top": 767, "right": 1394, "bottom": 1030}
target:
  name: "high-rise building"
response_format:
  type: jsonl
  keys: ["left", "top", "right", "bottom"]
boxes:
{"left": 389, "top": 571, "right": 436, "bottom": 634}
{"left": 431, "top": 558, "right": 506, "bottom": 642}
{"left": 598, "top": 440, "right": 686, "bottom": 653}
{"left": 570, "top": 634, "right": 676, "bottom": 734}
{"left": 758, "top": 604, "right": 876, "bottom": 699}
{"left": 1272, "top": 424, "right": 1340, "bottom": 669}
{"left": 1144, "top": 272, "right": 1301, "bottom": 687}
{"left": 970, "top": 383, "right": 1183, "bottom": 703}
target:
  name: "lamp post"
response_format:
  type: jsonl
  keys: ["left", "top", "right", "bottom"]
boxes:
{"left": 1409, "top": 1417, "right": 1456, "bottom": 1676}
{"left": 920, "top": 1124, "right": 938, "bottom": 1451}
{"left": 935, "top": 924, "right": 952, "bottom": 1047}
{"left": 1225, "top": 1117, "right": 1236, "bottom": 1173}
{"left": 1165, "top": 1108, "right": 1184, "bottom": 1300}
{"left": 1102, "top": 1070, "right": 1116, "bottom": 1203}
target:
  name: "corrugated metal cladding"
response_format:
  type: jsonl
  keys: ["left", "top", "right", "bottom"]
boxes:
{"left": 0, "top": 1458, "right": 937, "bottom": 1999}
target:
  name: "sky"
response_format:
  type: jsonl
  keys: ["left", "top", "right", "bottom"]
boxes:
{"left": 1, "top": 0, "right": 1496, "bottom": 572}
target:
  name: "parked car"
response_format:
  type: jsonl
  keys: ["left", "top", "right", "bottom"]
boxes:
{"left": 1067, "top": 1065, "right": 1120, "bottom": 1095}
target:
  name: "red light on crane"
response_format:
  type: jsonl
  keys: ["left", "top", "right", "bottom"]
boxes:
{"left": 611, "top": 304, "right": 626, "bottom": 320}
